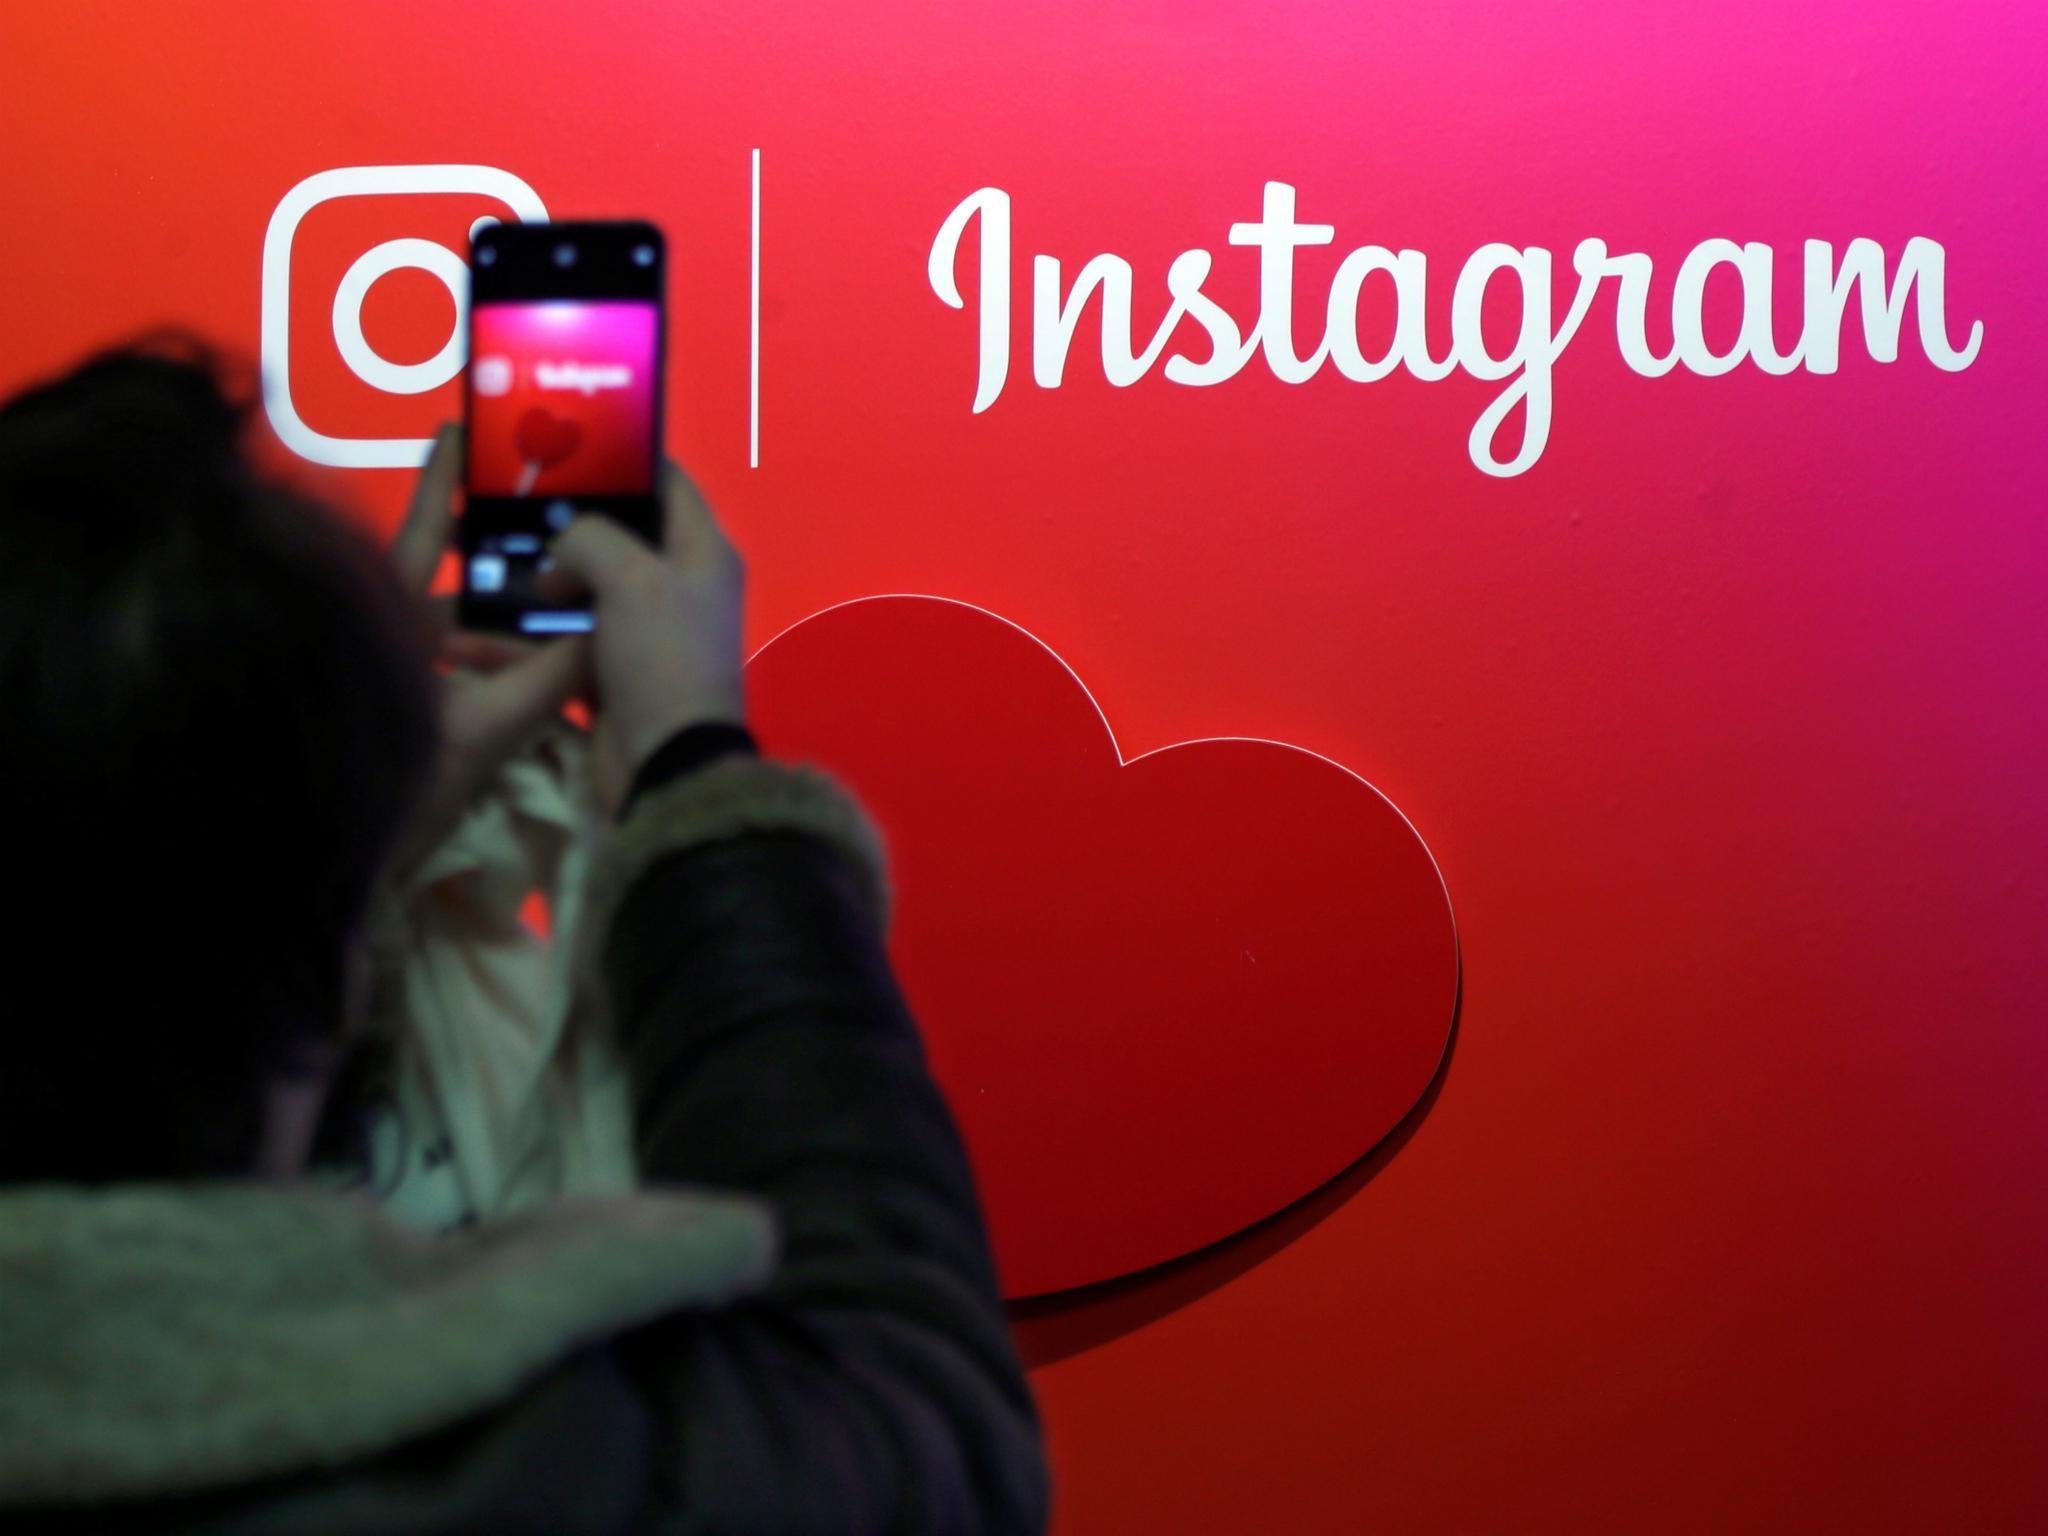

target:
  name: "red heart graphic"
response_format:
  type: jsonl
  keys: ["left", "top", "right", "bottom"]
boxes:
{"left": 514, "top": 406, "right": 581, "bottom": 469}
{"left": 748, "top": 597, "right": 1459, "bottom": 1297}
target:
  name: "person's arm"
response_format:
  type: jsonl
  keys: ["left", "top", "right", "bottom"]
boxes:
{"left": 528, "top": 461, "right": 1046, "bottom": 1532}
{"left": 575, "top": 746, "right": 1049, "bottom": 1536}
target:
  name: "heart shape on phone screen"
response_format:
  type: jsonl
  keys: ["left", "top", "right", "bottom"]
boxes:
{"left": 514, "top": 407, "right": 581, "bottom": 469}
{"left": 746, "top": 596, "right": 1460, "bottom": 1297}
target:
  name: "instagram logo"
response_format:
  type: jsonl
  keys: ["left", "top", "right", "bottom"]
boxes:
{"left": 472, "top": 354, "right": 515, "bottom": 397}
{"left": 261, "top": 165, "right": 549, "bottom": 467}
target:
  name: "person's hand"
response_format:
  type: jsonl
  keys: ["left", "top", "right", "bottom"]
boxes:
{"left": 386, "top": 424, "right": 592, "bottom": 878}
{"left": 534, "top": 459, "right": 747, "bottom": 811}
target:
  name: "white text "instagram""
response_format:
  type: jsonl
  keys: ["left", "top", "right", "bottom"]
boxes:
{"left": 535, "top": 361, "right": 634, "bottom": 396}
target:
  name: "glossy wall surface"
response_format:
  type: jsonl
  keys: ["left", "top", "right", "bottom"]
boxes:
{"left": 4, "top": 3, "right": 2044, "bottom": 1529}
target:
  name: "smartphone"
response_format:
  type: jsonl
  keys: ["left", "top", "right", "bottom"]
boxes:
{"left": 459, "top": 219, "right": 666, "bottom": 634}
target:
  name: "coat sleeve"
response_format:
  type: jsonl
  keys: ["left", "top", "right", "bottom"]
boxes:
{"left": 576, "top": 756, "right": 1051, "bottom": 1536}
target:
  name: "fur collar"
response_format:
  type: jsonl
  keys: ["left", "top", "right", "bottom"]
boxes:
{"left": 0, "top": 755, "right": 882, "bottom": 1508}
{"left": 0, "top": 1180, "right": 776, "bottom": 1508}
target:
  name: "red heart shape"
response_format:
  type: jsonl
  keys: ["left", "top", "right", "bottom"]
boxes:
{"left": 514, "top": 406, "right": 581, "bottom": 469}
{"left": 748, "top": 597, "right": 1459, "bottom": 1298}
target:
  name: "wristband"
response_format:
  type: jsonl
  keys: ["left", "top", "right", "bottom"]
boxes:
{"left": 618, "top": 721, "right": 759, "bottom": 821}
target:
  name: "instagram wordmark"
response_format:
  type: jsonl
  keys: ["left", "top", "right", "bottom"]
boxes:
{"left": 929, "top": 182, "right": 1984, "bottom": 478}
{"left": 535, "top": 361, "right": 634, "bottom": 396}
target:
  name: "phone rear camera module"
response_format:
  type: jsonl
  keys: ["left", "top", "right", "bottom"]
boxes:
{"left": 553, "top": 242, "right": 577, "bottom": 268}
{"left": 632, "top": 243, "right": 657, "bottom": 267}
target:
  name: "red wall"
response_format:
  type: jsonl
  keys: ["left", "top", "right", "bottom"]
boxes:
{"left": 5, "top": 2, "right": 2044, "bottom": 1528}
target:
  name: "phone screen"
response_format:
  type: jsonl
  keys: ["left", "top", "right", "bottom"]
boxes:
{"left": 461, "top": 221, "right": 664, "bottom": 634}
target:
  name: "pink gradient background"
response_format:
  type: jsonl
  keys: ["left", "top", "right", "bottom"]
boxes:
{"left": 3, "top": 0, "right": 2045, "bottom": 1528}
{"left": 468, "top": 301, "right": 657, "bottom": 495}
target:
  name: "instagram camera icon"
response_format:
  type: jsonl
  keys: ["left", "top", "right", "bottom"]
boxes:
{"left": 261, "top": 165, "right": 549, "bottom": 468}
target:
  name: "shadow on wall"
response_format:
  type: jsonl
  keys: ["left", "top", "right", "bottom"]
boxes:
{"left": 1006, "top": 965, "right": 1463, "bottom": 1370}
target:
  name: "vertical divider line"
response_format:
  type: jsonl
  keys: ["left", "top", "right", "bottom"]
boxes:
{"left": 749, "top": 148, "right": 760, "bottom": 469}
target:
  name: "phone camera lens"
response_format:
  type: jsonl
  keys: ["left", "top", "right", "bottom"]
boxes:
{"left": 476, "top": 246, "right": 497, "bottom": 266}
{"left": 553, "top": 243, "right": 577, "bottom": 268}
{"left": 632, "top": 243, "right": 657, "bottom": 267}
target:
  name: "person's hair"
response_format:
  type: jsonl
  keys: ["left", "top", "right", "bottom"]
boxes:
{"left": 0, "top": 335, "right": 438, "bottom": 1182}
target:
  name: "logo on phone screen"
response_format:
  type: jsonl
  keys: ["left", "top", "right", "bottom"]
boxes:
{"left": 261, "top": 165, "right": 549, "bottom": 467}
{"left": 467, "top": 302, "right": 659, "bottom": 496}
{"left": 472, "top": 354, "right": 515, "bottom": 397}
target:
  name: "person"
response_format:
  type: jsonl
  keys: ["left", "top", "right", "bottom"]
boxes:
{"left": 0, "top": 336, "right": 1050, "bottom": 1534}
